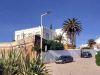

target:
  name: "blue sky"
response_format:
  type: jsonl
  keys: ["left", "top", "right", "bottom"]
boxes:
{"left": 0, "top": 0, "right": 100, "bottom": 48}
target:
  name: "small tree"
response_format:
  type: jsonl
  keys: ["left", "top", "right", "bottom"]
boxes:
{"left": 88, "top": 39, "right": 96, "bottom": 49}
{"left": 55, "top": 34, "right": 65, "bottom": 43}
{"left": 32, "top": 40, "right": 47, "bottom": 52}
{"left": 12, "top": 40, "right": 15, "bottom": 42}
{"left": 50, "top": 24, "right": 52, "bottom": 30}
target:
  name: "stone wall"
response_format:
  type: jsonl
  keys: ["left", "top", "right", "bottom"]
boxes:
{"left": 0, "top": 35, "right": 37, "bottom": 57}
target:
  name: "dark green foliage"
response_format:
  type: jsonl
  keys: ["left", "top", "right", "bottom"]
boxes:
{"left": 42, "top": 40, "right": 47, "bottom": 52}
{"left": 32, "top": 40, "right": 47, "bottom": 52}
{"left": 34, "top": 44, "right": 41, "bottom": 52}
{"left": 47, "top": 40, "right": 64, "bottom": 50}
{"left": 88, "top": 39, "right": 96, "bottom": 48}
{"left": 82, "top": 47, "right": 90, "bottom": 49}
{"left": 36, "top": 34, "right": 40, "bottom": 37}
{"left": 55, "top": 34, "right": 65, "bottom": 43}
{"left": 0, "top": 49, "right": 49, "bottom": 75}
{"left": 33, "top": 40, "right": 64, "bottom": 52}
{"left": 12, "top": 40, "right": 15, "bottom": 42}
{"left": 33, "top": 40, "right": 41, "bottom": 52}
{"left": 50, "top": 24, "right": 52, "bottom": 30}
{"left": 95, "top": 52, "right": 100, "bottom": 66}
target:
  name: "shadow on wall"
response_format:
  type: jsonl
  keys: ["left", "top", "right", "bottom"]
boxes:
{"left": 42, "top": 49, "right": 81, "bottom": 63}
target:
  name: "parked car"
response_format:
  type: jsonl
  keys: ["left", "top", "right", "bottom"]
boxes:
{"left": 82, "top": 52, "right": 92, "bottom": 58}
{"left": 96, "top": 51, "right": 100, "bottom": 55}
{"left": 55, "top": 55, "right": 73, "bottom": 64}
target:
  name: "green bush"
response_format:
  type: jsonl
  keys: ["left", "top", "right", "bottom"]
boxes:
{"left": 32, "top": 40, "right": 47, "bottom": 52}
{"left": 95, "top": 52, "right": 100, "bottom": 66}
{"left": 47, "top": 40, "right": 64, "bottom": 50}
{"left": 0, "top": 49, "right": 49, "bottom": 75}
{"left": 34, "top": 44, "right": 41, "bottom": 52}
{"left": 33, "top": 40, "right": 64, "bottom": 52}
{"left": 82, "top": 47, "right": 90, "bottom": 49}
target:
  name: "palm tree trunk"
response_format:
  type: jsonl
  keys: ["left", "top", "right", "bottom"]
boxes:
{"left": 66, "top": 32, "right": 69, "bottom": 44}
{"left": 71, "top": 32, "right": 74, "bottom": 49}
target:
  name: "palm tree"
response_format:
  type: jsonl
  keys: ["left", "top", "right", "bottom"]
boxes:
{"left": 62, "top": 18, "right": 83, "bottom": 49}
{"left": 88, "top": 39, "right": 96, "bottom": 49}
{"left": 55, "top": 34, "right": 65, "bottom": 43}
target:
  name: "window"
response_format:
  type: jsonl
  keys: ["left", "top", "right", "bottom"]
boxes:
{"left": 36, "top": 32, "right": 40, "bottom": 35}
{"left": 46, "top": 33, "right": 49, "bottom": 40}
{"left": 17, "top": 35, "right": 20, "bottom": 40}
{"left": 24, "top": 34, "right": 26, "bottom": 38}
{"left": 29, "top": 33, "right": 32, "bottom": 37}
{"left": 53, "top": 36, "right": 55, "bottom": 40}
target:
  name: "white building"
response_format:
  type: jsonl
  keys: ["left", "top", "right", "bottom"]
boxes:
{"left": 15, "top": 26, "right": 75, "bottom": 44}
{"left": 79, "top": 37, "right": 100, "bottom": 49}
{"left": 79, "top": 44, "right": 88, "bottom": 48}
{"left": 95, "top": 37, "right": 100, "bottom": 44}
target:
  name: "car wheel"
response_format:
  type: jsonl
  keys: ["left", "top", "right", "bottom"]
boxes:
{"left": 71, "top": 60, "right": 73, "bottom": 62}
{"left": 63, "top": 61, "right": 66, "bottom": 64}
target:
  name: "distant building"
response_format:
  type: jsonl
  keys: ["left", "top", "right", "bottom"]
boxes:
{"left": 79, "top": 37, "right": 100, "bottom": 49}
{"left": 95, "top": 37, "right": 100, "bottom": 49}
{"left": 79, "top": 44, "right": 88, "bottom": 48}
{"left": 95, "top": 37, "right": 100, "bottom": 44}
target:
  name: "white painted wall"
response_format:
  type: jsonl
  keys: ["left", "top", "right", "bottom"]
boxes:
{"left": 95, "top": 37, "right": 100, "bottom": 44}
{"left": 15, "top": 26, "right": 75, "bottom": 45}
{"left": 15, "top": 26, "right": 57, "bottom": 41}
{"left": 43, "top": 26, "right": 56, "bottom": 40}
{"left": 55, "top": 28, "right": 76, "bottom": 44}
{"left": 15, "top": 26, "right": 41, "bottom": 41}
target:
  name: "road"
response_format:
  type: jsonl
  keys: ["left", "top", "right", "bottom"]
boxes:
{"left": 46, "top": 55, "right": 100, "bottom": 75}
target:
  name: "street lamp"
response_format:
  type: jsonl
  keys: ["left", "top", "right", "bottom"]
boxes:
{"left": 41, "top": 11, "right": 51, "bottom": 59}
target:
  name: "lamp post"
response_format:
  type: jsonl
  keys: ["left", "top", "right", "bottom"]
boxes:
{"left": 41, "top": 11, "right": 51, "bottom": 59}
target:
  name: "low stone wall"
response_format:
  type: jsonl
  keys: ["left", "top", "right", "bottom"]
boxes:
{"left": 0, "top": 35, "right": 35, "bottom": 50}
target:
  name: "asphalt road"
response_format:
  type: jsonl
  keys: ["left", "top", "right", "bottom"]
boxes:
{"left": 46, "top": 55, "right": 100, "bottom": 75}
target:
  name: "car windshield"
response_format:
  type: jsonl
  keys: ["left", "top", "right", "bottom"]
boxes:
{"left": 59, "top": 56, "right": 67, "bottom": 58}
{"left": 87, "top": 52, "right": 91, "bottom": 54}
{"left": 83, "top": 52, "right": 91, "bottom": 54}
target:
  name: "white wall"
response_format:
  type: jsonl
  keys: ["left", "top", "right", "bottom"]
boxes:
{"left": 15, "top": 26, "right": 74, "bottom": 45}
{"left": 15, "top": 26, "right": 41, "bottom": 41}
{"left": 43, "top": 26, "right": 56, "bottom": 40}
{"left": 95, "top": 37, "right": 100, "bottom": 44}
{"left": 55, "top": 28, "right": 76, "bottom": 44}
{"left": 15, "top": 26, "right": 57, "bottom": 41}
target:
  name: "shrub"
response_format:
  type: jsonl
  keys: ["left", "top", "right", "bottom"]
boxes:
{"left": 0, "top": 49, "right": 49, "bottom": 75}
{"left": 33, "top": 40, "right": 64, "bottom": 52}
{"left": 47, "top": 40, "right": 64, "bottom": 50}
{"left": 95, "top": 52, "right": 100, "bottom": 66}
{"left": 34, "top": 44, "right": 41, "bottom": 52}
{"left": 82, "top": 47, "right": 90, "bottom": 49}
{"left": 32, "top": 40, "right": 47, "bottom": 52}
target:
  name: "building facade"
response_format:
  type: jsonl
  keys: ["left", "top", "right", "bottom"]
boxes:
{"left": 15, "top": 26, "right": 76, "bottom": 45}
